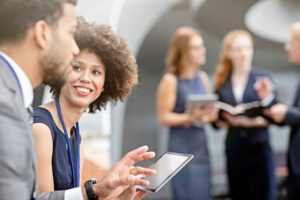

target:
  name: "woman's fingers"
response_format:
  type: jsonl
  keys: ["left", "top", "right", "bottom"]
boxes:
{"left": 130, "top": 166, "right": 156, "bottom": 176}
{"left": 121, "top": 146, "right": 155, "bottom": 166}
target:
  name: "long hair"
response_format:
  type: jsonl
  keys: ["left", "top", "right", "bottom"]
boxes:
{"left": 214, "top": 30, "right": 252, "bottom": 91}
{"left": 166, "top": 27, "right": 202, "bottom": 76}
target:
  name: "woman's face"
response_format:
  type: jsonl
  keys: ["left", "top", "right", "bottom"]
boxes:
{"left": 284, "top": 31, "right": 300, "bottom": 64}
{"left": 227, "top": 35, "right": 253, "bottom": 68}
{"left": 60, "top": 48, "right": 105, "bottom": 109}
{"left": 187, "top": 35, "right": 206, "bottom": 67}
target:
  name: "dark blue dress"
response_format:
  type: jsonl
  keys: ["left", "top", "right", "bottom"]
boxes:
{"left": 168, "top": 73, "right": 211, "bottom": 200}
{"left": 216, "top": 68, "right": 275, "bottom": 200}
{"left": 33, "top": 107, "right": 81, "bottom": 190}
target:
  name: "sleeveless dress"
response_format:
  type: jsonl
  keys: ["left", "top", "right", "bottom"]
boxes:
{"left": 168, "top": 73, "right": 211, "bottom": 200}
{"left": 33, "top": 107, "right": 81, "bottom": 190}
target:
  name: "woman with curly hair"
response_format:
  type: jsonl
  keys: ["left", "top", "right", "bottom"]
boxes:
{"left": 32, "top": 18, "right": 142, "bottom": 192}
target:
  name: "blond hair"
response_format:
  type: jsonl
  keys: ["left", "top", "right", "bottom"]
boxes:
{"left": 215, "top": 30, "right": 253, "bottom": 91}
{"left": 166, "top": 27, "right": 202, "bottom": 76}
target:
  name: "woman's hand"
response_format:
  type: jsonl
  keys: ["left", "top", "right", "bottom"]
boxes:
{"left": 86, "top": 146, "right": 155, "bottom": 200}
{"left": 254, "top": 76, "right": 273, "bottom": 100}
{"left": 214, "top": 120, "right": 229, "bottom": 128}
{"left": 190, "top": 103, "right": 219, "bottom": 123}
{"left": 222, "top": 112, "right": 269, "bottom": 128}
{"left": 117, "top": 187, "right": 148, "bottom": 200}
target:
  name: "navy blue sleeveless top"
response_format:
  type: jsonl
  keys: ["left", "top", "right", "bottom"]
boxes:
{"left": 168, "top": 73, "right": 210, "bottom": 164}
{"left": 173, "top": 73, "right": 207, "bottom": 114}
{"left": 33, "top": 107, "right": 81, "bottom": 190}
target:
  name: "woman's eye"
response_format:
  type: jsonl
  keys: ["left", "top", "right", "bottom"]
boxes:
{"left": 73, "top": 65, "right": 82, "bottom": 71}
{"left": 93, "top": 70, "right": 102, "bottom": 75}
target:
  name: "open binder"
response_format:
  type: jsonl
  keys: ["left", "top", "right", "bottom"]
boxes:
{"left": 185, "top": 94, "right": 264, "bottom": 116}
{"left": 215, "top": 101, "right": 263, "bottom": 115}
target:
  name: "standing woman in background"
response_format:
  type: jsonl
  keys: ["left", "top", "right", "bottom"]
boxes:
{"left": 156, "top": 27, "right": 217, "bottom": 200}
{"left": 214, "top": 30, "right": 276, "bottom": 200}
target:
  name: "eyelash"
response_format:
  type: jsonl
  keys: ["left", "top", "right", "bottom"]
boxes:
{"left": 92, "top": 70, "right": 102, "bottom": 75}
{"left": 72, "top": 64, "right": 103, "bottom": 76}
{"left": 73, "top": 65, "right": 82, "bottom": 71}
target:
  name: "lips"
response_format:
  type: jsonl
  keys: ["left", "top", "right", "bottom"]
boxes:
{"left": 74, "top": 86, "right": 93, "bottom": 96}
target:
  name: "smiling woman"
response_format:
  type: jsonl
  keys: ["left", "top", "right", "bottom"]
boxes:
{"left": 61, "top": 49, "right": 106, "bottom": 109}
{"left": 50, "top": 17, "right": 138, "bottom": 112}
{"left": 32, "top": 17, "right": 138, "bottom": 192}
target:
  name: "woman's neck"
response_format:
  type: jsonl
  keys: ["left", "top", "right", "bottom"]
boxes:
{"left": 47, "top": 97, "right": 85, "bottom": 137}
{"left": 232, "top": 63, "right": 251, "bottom": 77}
{"left": 180, "top": 65, "right": 199, "bottom": 79}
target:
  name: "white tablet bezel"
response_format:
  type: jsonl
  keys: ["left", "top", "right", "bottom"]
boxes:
{"left": 136, "top": 152, "right": 193, "bottom": 193}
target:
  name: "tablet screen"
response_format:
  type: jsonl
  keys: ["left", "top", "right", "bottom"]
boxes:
{"left": 137, "top": 152, "right": 193, "bottom": 192}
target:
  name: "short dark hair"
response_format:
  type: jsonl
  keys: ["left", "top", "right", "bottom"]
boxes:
{"left": 51, "top": 17, "right": 138, "bottom": 113}
{"left": 0, "top": 0, "right": 77, "bottom": 44}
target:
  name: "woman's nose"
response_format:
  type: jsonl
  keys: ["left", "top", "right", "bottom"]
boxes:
{"left": 79, "top": 71, "right": 90, "bottom": 82}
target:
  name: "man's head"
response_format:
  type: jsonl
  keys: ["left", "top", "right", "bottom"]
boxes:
{"left": 0, "top": 0, "right": 79, "bottom": 88}
{"left": 285, "top": 22, "right": 300, "bottom": 65}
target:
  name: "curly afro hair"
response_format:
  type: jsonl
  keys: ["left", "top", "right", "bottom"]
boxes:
{"left": 50, "top": 17, "right": 138, "bottom": 113}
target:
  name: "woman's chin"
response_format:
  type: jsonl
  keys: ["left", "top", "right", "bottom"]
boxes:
{"left": 71, "top": 99, "right": 91, "bottom": 110}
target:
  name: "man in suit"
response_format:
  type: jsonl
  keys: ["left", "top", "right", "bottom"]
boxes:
{"left": 0, "top": 0, "right": 155, "bottom": 199}
{"left": 258, "top": 22, "right": 300, "bottom": 200}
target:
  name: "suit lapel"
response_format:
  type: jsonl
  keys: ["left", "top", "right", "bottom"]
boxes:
{"left": 243, "top": 69, "right": 260, "bottom": 103}
{"left": 227, "top": 76, "right": 239, "bottom": 106}
{"left": 242, "top": 69, "right": 252, "bottom": 103}
{"left": 229, "top": 68, "right": 255, "bottom": 104}
{"left": 0, "top": 59, "right": 37, "bottom": 174}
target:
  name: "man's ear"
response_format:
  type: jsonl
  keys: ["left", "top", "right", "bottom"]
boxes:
{"left": 33, "top": 20, "right": 51, "bottom": 50}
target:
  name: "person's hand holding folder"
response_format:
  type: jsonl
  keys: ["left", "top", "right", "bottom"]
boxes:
{"left": 188, "top": 103, "right": 219, "bottom": 125}
{"left": 222, "top": 112, "right": 269, "bottom": 128}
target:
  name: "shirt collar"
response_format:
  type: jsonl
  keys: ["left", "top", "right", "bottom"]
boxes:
{"left": 0, "top": 51, "right": 33, "bottom": 108}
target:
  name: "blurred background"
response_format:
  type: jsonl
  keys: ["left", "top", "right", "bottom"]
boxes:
{"left": 33, "top": 0, "right": 300, "bottom": 199}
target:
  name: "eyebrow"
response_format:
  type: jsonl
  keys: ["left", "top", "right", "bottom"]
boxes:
{"left": 74, "top": 60, "right": 105, "bottom": 70}
{"left": 92, "top": 64, "right": 105, "bottom": 70}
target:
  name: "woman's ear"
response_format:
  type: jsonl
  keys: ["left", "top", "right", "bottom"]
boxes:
{"left": 33, "top": 20, "right": 51, "bottom": 50}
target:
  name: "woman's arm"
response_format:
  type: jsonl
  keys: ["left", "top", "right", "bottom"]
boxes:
{"left": 156, "top": 73, "right": 193, "bottom": 127}
{"left": 32, "top": 123, "right": 54, "bottom": 192}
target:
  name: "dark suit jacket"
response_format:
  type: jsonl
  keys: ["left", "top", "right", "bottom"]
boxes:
{"left": 0, "top": 58, "right": 64, "bottom": 199}
{"left": 283, "top": 80, "right": 300, "bottom": 181}
{"left": 216, "top": 68, "right": 275, "bottom": 146}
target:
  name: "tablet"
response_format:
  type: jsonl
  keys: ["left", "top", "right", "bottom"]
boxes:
{"left": 137, "top": 152, "right": 193, "bottom": 193}
{"left": 185, "top": 94, "right": 218, "bottom": 113}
